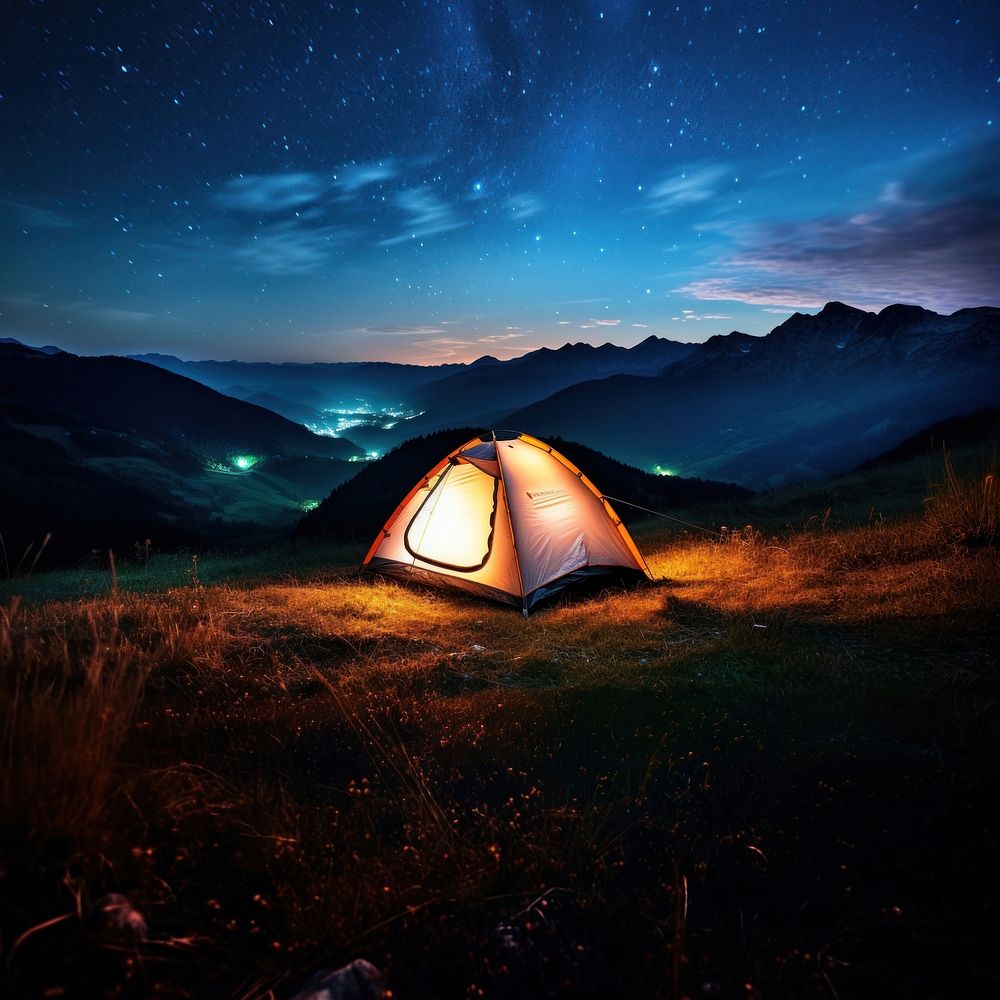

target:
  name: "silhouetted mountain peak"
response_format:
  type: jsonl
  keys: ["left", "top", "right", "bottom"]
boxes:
{"left": 818, "top": 300, "right": 869, "bottom": 319}
{"left": 951, "top": 306, "right": 1000, "bottom": 320}
{"left": 0, "top": 337, "right": 66, "bottom": 356}
{"left": 877, "top": 303, "right": 932, "bottom": 321}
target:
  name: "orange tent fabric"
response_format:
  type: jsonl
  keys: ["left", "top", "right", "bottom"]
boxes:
{"left": 362, "top": 431, "right": 652, "bottom": 614}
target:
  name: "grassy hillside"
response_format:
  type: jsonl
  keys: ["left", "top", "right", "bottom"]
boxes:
{"left": 0, "top": 346, "right": 364, "bottom": 564}
{"left": 1, "top": 450, "right": 997, "bottom": 998}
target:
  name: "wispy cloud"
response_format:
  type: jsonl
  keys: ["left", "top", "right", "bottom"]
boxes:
{"left": 0, "top": 292, "right": 153, "bottom": 328}
{"left": 507, "top": 192, "right": 544, "bottom": 221}
{"left": 478, "top": 332, "right": 524, "bottom": 343}
{"left": 675, "top": 309, "right": 732, "bottom": 321}
{"left": 362, "top": 324, "right": 449, "bottom": 336}
{"left": 677, "top": 280, "right": 828, "bottom": 309}
{"left": 236, "top": 220, "right": 353, "bottom": 275}
{"left": 679, "top": 139, "right": 1000, "bottom": 312}
{"left": 378, "top": 187, "right": 466, "bottom": 246}
{"left": 644, "top": 164, "right": 729, "bottom": 215}
{"left": 591, "top": 318, "right": 621, "bottom": 326}
{"left": 2, "top": 198, "right": 79, "bottom": 229}
{"left": 334, "top": 160, "right": 396, "bottom": 194}
{"left": 214, "top": 172, "right": 324, "bottom": 213}
{"left": 65, "top": 302, "right": 153, "bottom": 323}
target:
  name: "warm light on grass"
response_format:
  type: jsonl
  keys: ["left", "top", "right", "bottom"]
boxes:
{"left": 3, "top": 452, "right": 999, "bottom": 996}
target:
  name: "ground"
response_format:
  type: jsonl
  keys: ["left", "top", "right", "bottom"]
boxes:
{"left": 1, "top": 455, "right": 998, "bottom": 999}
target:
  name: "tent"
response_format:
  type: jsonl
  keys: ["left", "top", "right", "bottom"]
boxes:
{"left": 362, "top": 431, "right": 652, "bottom": 614}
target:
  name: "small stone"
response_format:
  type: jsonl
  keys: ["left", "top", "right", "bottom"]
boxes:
{"left": 291, "top": 959, "right": 388, "bottom": 1000}
{"left": 86, "top": 893, "right": 147, "bottom": 944}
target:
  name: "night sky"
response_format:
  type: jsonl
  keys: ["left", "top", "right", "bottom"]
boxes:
{"left": 1, "top": 1, "right": 997, "bottom": 363}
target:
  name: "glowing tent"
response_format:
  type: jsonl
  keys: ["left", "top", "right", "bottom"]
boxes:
{"left": 362, "top": 431, "right": 652, "bottom": 614}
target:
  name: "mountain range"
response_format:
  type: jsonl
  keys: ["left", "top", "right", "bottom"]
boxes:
{"left": 3, "top": 300, "right": 998, "bottom": 564}
{"left": 135, "top": 301, "right": 1000, "bottom": 488}
{"left": 507, "top": 303, "right": 1000, "bottom": 486}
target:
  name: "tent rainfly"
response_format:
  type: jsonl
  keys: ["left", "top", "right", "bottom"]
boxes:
{"left": 362, "top": 431, "right": 653, "bottom": 614}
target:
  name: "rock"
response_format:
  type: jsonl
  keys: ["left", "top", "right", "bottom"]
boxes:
{"left": 291, "top": 959, "right": 388, "bottom": 1000}
{"left": 86, "top": 893, "right": 147, "bottom": 944}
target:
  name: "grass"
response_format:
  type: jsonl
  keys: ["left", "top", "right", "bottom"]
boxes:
{"left": 1, "top": 453, "right": 998, "bottom": 998}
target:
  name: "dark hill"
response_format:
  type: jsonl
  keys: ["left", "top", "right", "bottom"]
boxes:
{"left": 0, "top": 415, "right": 208, "bottom": 566}
{"left": 855, "top": 407, "right": 1000, "bottom": 470}
{"left": 0, "top": 349, "right": 361, "bottom": 462}
{"left": 296, "top": 428, "right": 751, "bottom": 543}
{"left": 0, "top": 349, "right": 365, "bottom": 565}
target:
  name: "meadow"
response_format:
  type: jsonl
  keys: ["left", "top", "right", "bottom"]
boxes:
{"left": 1, "top": 450, "right": 998, "bottom": 998}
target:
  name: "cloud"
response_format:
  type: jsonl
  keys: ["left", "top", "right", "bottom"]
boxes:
{"left": 677, "top": 280, "right": 829, "bottom": 309}
{"left": 548, "top": 296, "right": 612, "bottom": 306}
{"left": 507, "top": 193, "right": 544, "bottom": 221}
{"left": 679, "top": 139, "right": 1000, "bottom": 313}
{"left": 592, "top": 318, "right": 621, "bottom": 326}
{"left": 2, "top": 198, "right": 78, "bottom": 229}
{"left": 65, "top": 302, "right": 153, "bottom": 324}
{"left": 0, "top": 292, "right": 154, "bottom": 336}
{"left": 334, "top": 160, "right": 396, "bottom": 194}
{"left": 362, "top": 324, "right": 448, "bottom": 336}
{"left": 214, "top": 172, "right": 324, "bottom": 213}
{"left": 676, "top": 308, "right": 732, "bottom": 321}
{"left": 645, "top": 164, "right": 729, "bottom": 215}
{"left": 478, "top": 332, "right": 524, "bottom": 343}
{"left": 236, "top": 219, "right": 352, "bottom": 275}
{"left": 378, "top": 187, "right": 466, "bottom": 246}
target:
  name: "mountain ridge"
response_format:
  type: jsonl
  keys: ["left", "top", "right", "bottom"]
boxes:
{"left": 505, "top": 302, "right": 1000, "bottom": 488}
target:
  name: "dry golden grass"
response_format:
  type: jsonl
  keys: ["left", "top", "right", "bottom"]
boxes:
{"left": 1, "top": 461, "right": 999, "bottom": 997}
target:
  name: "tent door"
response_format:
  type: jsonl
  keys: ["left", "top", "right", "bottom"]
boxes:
{"left": 404, "top": 462, "right": 500, "bottom": 572}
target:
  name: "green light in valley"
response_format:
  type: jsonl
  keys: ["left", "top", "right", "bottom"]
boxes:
{"left": 300, "top": 499, "right": 320, "bottom": 512}
{"left": 653, "top": 464, "right": 676, "bottom": 477}
{"left": 231, "top": 454, "right": 260, "bottom": 471}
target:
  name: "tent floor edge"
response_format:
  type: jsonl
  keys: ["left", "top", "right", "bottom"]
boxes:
{"left": 364, "top": 557, "right": 524, "bottom": 609}
{"left": 523, "top": 565, "right": 651, "bottom": 613}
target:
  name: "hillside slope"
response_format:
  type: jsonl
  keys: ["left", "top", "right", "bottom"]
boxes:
{"left": 3, "top": 459, "right": 998, "bottom": 998}
{"left": 507, "top": 303, "right": 1000, "bottom": 487}
{"left": 0, "top": 343, "right": 364, "bottom": 563}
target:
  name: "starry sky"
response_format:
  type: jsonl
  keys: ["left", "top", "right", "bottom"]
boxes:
{"left": 1, "top": 1, "right": 998, "bottom": 363}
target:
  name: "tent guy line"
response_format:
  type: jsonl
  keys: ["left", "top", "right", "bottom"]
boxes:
{"left": 599, "top": 496, "right": 725, "bottom": 539}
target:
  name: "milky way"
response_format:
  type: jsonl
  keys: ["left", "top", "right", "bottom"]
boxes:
{"left": 1, "top": 1, "right": 997, "bottom": 361}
